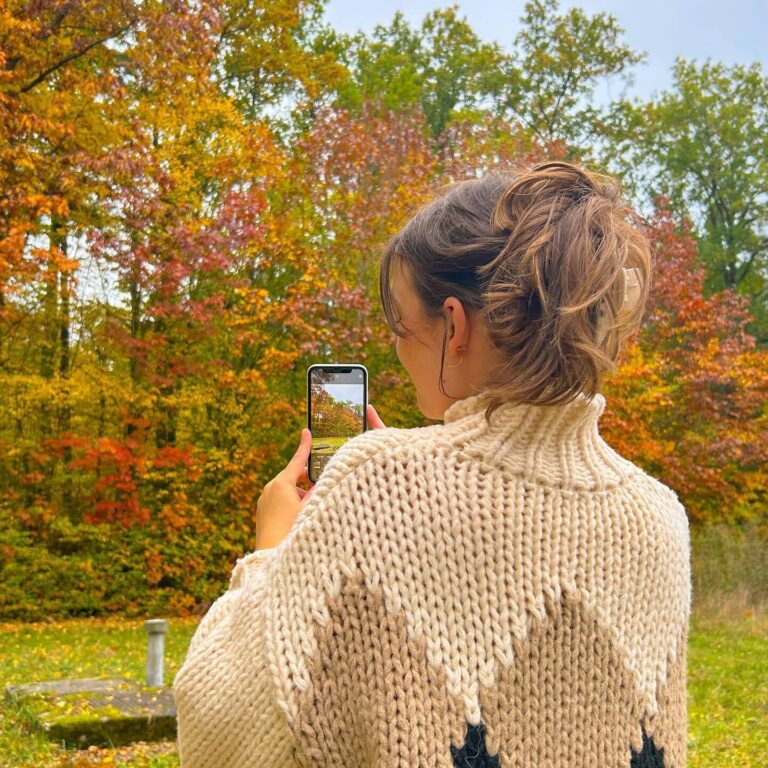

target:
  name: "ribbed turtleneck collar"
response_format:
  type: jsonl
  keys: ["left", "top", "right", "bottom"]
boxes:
{"left": 440, "top": 390, "right": 639, "bottom": 490}
{"left": 443, "top": 389, "right": 606, "bottom": 431}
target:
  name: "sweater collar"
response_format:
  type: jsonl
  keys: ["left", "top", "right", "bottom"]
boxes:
{"left": 441, "top": 389, "right": 635, "bottom": 490}
{"left": 443, "top": 389, "right": 606, "bottom": 434}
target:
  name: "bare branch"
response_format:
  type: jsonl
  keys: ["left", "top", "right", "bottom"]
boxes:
{"left": 20, "top": 22, "right": 134, "bottom": 94}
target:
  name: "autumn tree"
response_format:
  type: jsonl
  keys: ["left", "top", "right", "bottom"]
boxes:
{"left": 602, "top": 198, "right": 768, "bottom": 524}
{"left": 331, "top": 7, "right": 506, "bottom": 139}
{"left": 600, "top": 59, "right": 768, "bottom": 343}
{"left": 1, "top": 0, "right": 765, "bottom": 620}
{"left": 212, "top": 0, "right": 346, "bottom": 131}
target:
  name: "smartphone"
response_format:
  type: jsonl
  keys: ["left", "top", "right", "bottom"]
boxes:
{"left": 307, "top": 363, "right": 368, "bottom": 484}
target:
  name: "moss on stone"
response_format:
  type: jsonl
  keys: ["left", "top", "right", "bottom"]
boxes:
{"left": 13, "top": 681, "right": 177, "bottom": 748}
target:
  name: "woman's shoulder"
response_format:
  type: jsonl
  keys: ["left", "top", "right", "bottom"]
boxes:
{"left": 315, "top": 423, "right": 446, "bottom": 486}
{"left": 629, "top": 470, "right": 691, "bottom": 550}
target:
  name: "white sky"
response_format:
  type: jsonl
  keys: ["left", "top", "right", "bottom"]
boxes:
{"left": 325, "top": 383, "right": 365, "bottom": 406}
{"left": 322, "top": 0, "right": 767, "bottom": 104}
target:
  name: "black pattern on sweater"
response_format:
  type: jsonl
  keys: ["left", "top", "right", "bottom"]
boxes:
{"left": 450, "top": 720, "right": 668, "bottom": 767}
{"left": 451, "top": 721, "right": 500, "bottom": 768}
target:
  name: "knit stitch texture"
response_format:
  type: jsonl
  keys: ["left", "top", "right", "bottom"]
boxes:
{"left": 172, "top": 390, "right": 692, "bottom": 767}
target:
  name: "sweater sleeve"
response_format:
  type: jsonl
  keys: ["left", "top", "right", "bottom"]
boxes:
{"left": 183, "top": 546, "right": 276, "bottom": 658}
{"left": 259, "top": 444, "right": 469, "bottom": 766}
{"left": 172, "top": 430, "right": 401, "bottom": 768}
{"left": 173, "top": 543, "right": 302, "bottom": 767}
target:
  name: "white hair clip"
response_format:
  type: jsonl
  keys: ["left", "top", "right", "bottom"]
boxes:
{"left": 623, "top": 266, "right": 641, "bottom": 306}
{"left": 595, "top": 267, "right": 641, "bottom": 345}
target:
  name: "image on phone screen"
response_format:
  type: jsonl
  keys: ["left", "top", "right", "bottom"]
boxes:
{"left": 307, "top": 364, "right": 367, "bottom": 483}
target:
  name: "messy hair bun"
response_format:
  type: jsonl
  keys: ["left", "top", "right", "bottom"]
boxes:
{"left": 379, "top": 160, "right": 652, "bottom": 420}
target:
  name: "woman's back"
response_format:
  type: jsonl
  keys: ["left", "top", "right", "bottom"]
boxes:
{"left": 173, "top": 390, "right": 690, "bottom": 767}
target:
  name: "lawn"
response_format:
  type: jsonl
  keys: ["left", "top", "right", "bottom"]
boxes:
{"left": 0, "top": 610, "right": 765, "bottom": 767}
{"left": 687, "top": 612, "right": 768, "bottom": 766}
{"left": 0, "top": 615, "right": 198, "bottom": 767}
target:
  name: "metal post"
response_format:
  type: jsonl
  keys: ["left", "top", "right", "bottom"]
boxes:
{"left": 144, "top": 619, "right": 168, "bottom": 687}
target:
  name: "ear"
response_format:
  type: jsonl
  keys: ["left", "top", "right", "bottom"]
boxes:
{"left": 444, "top": 296, "right": 470, "bottom": 351}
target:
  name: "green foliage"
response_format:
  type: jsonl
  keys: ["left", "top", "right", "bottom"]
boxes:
{"left": 499, "top": 0, "right": 645, "bottom": 148}
{"left": 601, "top": 59, "right": 768, "bottom": 342}
{"left": 332, "top": 0, "right": 644, "bottom": 147}
{"left": 334, "top": 6, "right": 507, "bottom": 138}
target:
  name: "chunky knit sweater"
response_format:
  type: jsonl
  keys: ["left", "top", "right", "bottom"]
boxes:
{"left": 172, "top": 390, "right": 692, "bottom": 768}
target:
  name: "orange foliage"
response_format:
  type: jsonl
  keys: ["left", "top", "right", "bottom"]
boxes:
{"left": 602, "top": 198, "right": 768, "bottom": 523}
{"left": 0, "top": 1, "right": 764, "bottom": 620}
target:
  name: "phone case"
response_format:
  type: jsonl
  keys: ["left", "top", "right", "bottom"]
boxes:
{"left": 307, "top": 364, "right": 368, "bottom": 484}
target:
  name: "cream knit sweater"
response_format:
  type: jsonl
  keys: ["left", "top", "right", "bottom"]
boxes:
{"left": 172, "top": 390, "right": 692, "bottom": 767}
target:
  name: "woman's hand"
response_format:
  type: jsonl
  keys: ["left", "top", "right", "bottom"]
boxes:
{"left": 366, "top": 403, "right": 387, "bottom": 429}
{"left": 254, "top": 428, "right": 315, "bottom": 551}
{"left": 255, "top": 405, "right": 386, "bottom": 551}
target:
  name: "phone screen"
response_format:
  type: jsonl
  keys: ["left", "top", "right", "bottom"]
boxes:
{"left": 307, "top": 364, "right": 368, "bottom": 484}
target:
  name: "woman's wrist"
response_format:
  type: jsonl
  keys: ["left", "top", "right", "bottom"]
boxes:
{"left": 254, "top": 525, "right": 289, "bottom": 551}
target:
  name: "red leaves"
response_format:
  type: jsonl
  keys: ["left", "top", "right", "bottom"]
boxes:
{"left": 0, "top": 0, "right": 764, "bottom": 581}
{"left": 151, "top": 446, "right": 196, "bottom": 470}
{"left": 601, "top": 198, "right": 768, "bottom": 523}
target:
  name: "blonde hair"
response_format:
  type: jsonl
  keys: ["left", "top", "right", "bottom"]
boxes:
{"left": 379, "top": 160, "right": 652, "bottom": 423}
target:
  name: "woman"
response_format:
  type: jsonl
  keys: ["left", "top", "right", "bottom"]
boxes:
{"left": 172, "top": 160, "right": 691, "bottom": 768}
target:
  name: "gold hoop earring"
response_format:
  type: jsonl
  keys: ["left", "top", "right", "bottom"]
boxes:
{"left": 445, "top": 346, "right": 465, "bottom": 368}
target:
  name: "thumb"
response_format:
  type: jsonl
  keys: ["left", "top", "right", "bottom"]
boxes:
{"left": 367, "top": 404, "right": 387, "bottom": 429}
{"left": 287, "top": 428, "right": 312, "bottom": 477}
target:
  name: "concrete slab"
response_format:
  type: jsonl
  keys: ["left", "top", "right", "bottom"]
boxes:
{"left": 4, "top": 678, "right": 177, "bottom": 748}
{"left": 5, "top": 678, "right": 133, "bottom": 704}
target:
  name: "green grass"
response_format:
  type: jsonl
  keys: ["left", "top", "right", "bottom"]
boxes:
{"left": 312, "top": 434, "right": 352, "bottom": 454}
{"left": 688, "top": 611, "right": 768, "bottom": 767}
{"left": 0, "top": 609, "right": 766, "bottom": 766}
{"left": 0, "top": 615, "right": 199, "bottom": 767}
